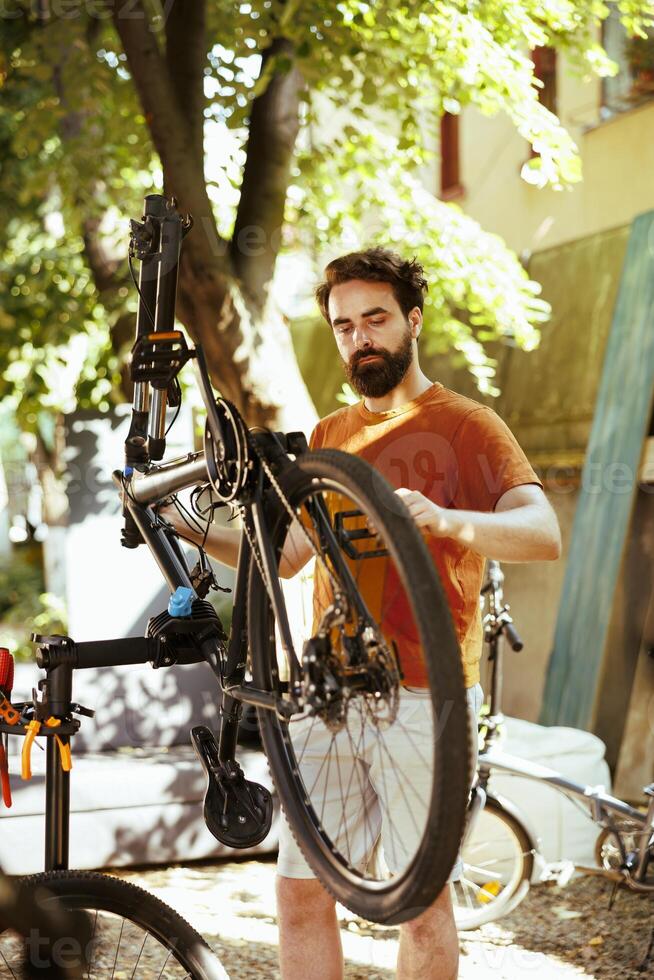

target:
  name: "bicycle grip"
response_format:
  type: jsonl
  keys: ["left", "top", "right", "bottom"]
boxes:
{"left": 121, "top": 509, "right": 143, "bottom": 549}
{"left": 504, "top": 620, "right": 523, "bottom": 652}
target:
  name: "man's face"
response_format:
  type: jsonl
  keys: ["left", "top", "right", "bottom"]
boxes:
{"left": 328, "top": 279, "right": 421, "bottom": 398}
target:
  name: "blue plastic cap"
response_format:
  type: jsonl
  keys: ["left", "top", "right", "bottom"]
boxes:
{"left": 168, "top": 586, "right": 196, "bottom": 618}
{"left": 124, "top": 466, "right": 134, "bottom": 477}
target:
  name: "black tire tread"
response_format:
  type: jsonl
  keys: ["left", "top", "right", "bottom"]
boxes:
{"left": 250, "top": 448, "right": 470, "bottom": 923}
{"left": 17, "top": 870, "right": 222, "bottom": 979}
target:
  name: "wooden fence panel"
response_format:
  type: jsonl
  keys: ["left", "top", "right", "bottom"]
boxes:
{"left": 541, "top": 211, "right": 654, "bottom": 728}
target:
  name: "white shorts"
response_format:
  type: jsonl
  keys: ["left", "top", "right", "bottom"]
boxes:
{"left": 277, "top": 683, "right": 483, "bottom": 883}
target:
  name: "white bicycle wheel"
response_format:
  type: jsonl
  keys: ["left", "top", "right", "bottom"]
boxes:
{"left": 452, "top": 796, "right": 534, "bottom": 930}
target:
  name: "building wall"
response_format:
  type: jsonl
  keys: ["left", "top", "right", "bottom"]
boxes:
{"left": 439, "top": 51, "right": 654, "bottom": 726}
{"left": 458, "top": 69, "right": 654, "bottom": 257}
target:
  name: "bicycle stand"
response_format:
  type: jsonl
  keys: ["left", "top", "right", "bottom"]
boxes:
{"left": 1, "top": 625, "right": 274, "bottom": 871}
{"left": 0, "top": 631, "right": 208, "bottom": 872}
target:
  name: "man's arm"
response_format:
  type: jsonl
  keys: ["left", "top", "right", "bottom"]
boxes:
{"left": 159, "top": 505, "right": 314, "bottom": 577}
{"left": 395, "top": 484, "right": 561, "bottom": 562}
{"left": 160, "top": 506, "right": 242, "bottom": 567}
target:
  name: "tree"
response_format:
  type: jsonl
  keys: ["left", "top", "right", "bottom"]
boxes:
{"left": 1, "top": 0, "right": 653, "bottom": 439}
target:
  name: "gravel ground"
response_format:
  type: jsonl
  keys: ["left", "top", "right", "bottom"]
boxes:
{"left": 117, "top": 858, "right": 654, "bottom": 979}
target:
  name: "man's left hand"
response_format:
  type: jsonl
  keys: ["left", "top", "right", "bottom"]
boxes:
{"left": 394, "top": 488, "right": 455, "bottom": 538}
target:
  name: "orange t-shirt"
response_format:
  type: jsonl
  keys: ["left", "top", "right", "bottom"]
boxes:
{"left": 308, "top": 382, "right": 542, "bottom": 688}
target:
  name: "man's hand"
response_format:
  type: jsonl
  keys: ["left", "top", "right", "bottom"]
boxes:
{"left": 395, "top": 488, "right": 454, "bottom": 537}
{"left": 393, "top": 484, "right": 561, "bottom": 562}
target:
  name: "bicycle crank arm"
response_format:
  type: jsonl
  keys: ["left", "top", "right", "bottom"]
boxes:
{"left": 575, "top": 863, "right": 654, "bottom": 892}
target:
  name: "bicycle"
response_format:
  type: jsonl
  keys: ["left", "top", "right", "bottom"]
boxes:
{"left": 0, "top": 865, "right": 228, "bottom": 979}
{"left": 0, "top": 192, "right": 470, "bottom": 953}
{"left": 451, "top": 560, "right": 654, "bottom": 931}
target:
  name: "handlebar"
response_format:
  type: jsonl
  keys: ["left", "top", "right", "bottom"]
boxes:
{"left": 482, "top": 559, "right": 524, "bottom": 653}
{"left": 502, "top": 619, "right": 524, "bottom": 652}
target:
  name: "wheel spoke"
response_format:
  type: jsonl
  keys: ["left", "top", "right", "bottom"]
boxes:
{"left": 0, "top": 948, "right": 17, "bottom": 979}
{"left": 111, "top": 916, "right": 125, "bottom": 978}
{"left": 253, "top": 459, "right": 468, "bottom": 920}
{"left": 129, "top": 928, "right": 149, "bottom": 978}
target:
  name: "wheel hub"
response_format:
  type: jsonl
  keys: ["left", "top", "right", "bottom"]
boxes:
{"left": 301, "top": 628, "right": 400, "bottom": 732}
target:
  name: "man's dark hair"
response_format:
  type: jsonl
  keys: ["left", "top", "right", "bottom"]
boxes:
{"left": 315, "top": 247, "right": 428, "bottom": 323}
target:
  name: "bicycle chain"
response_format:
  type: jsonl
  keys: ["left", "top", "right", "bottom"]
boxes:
{"left": 173, "top": 436, "right": 344, "bottom": 619}
{"left": 238, "top": 504, "right": 269, "bottom": 591}
{"left": 247, "top": 437, "right": 343, "bottom": 598}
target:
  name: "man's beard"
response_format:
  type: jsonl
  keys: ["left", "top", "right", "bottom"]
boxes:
{"left": 345, "top": 327, "right": 414, "bottom": 398}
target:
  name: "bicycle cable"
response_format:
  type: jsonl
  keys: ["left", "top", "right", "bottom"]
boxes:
{"left": 248, "top": 438, "right": 343, "bottom": 598}
{"left": 164, "top": 377, "right": 182, "bottom": 436}
{"left": 128, "top": 253, "right": 156, "bottom": 329}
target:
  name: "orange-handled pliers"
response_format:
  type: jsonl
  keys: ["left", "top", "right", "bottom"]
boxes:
{"left": 46, "top": 718, "right": 72, "bottom": 773}
{"left": 21, "top": 719, "right": 42, "bottom": 781}
{"left": 21, "top": 717, "right": 72, "bottom": 781}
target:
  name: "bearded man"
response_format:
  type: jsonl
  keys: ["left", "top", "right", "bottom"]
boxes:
{"left": 164, "top": 247, "right": 561, "bottom": 979}
{"left": 275, "top": 248, "right": 560, "bottom": 980}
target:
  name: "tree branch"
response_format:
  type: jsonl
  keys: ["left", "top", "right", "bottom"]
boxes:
{"left": 109, "top": 1, "right": 215, "bottom": 224}
{"left": 165, "top": 0, "right": 206, "bottom": 168}
{"left": 231, "top": 37, "right": 301, "bottom": 312}
{"left": 82, "top": 215, "right": 125, "bottom": 293}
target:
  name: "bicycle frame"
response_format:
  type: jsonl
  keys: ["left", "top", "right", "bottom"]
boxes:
{"left": 0, "top": 195, "right": 283, "bottom": 871}
{"left": 2, "top": 194, "right": 386, "bottom": 876}
{"left": 478, "top": 746, "right": 649, "bottom": 851}
{"left": 477, "top": 561, "right": 654, "bottom": 888}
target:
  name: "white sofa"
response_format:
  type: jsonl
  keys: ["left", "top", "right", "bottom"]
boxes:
{"left": 1, "top": 661, "right": 278, "bottom": 875}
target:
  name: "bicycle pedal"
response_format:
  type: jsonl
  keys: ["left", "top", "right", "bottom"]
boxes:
{"left": 190, "top": 725, "right": 273, "bottom": 849}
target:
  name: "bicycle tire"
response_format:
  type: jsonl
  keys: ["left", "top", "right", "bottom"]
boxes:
{"left": 249, "top": 449, "right": 470, "bottom": 925}
{"left": 451, "top": 795, "right": 534, "bottom": 930}
{"left": 1, "top": 871, "right": 226, "bottom": 979}
{"left": 595, "top": 821, "right": 650, "bottom": 875}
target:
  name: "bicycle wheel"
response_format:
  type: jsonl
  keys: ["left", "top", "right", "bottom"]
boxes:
{"left": 451, "top": 796, "right": 534, "bottom": 930}
{"left": 249, "top": 449, "right": 470, "bottom": 924}
{"left": 0, "top": 871, "right": 225, "bottom": 979}
{"left": 595, "top": 820, "right": 652, "bottom": 878}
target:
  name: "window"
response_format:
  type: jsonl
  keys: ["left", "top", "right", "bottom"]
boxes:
{"left": 532, "top": 47, "right": 558, "bottom": 116}
{"left": 602, "top": 8, "right": 654, "bottom": 116}
{"left": 529, "top": 47, "right": 557, "bottom": 159}
{"left": 439, "top": 112, "right": 463, "bottom": 200}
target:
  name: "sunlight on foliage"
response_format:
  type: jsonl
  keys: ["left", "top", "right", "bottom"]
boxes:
{"left": 0, "top": 0, "right": 652, "bottom": 420}
{"left": 294, "top": 123, "right": 549, "bottom": 393}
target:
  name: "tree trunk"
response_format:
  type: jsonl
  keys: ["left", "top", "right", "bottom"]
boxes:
{"left": 111, "top": 1, "right": 317, "bottom": 433}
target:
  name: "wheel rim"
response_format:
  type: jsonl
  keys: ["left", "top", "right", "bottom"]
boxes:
{"left": 451, "top": 807, "right": 529, "bottom": 927}
{"left": 260, "top": 470, "right": 459, "bottom": 896}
